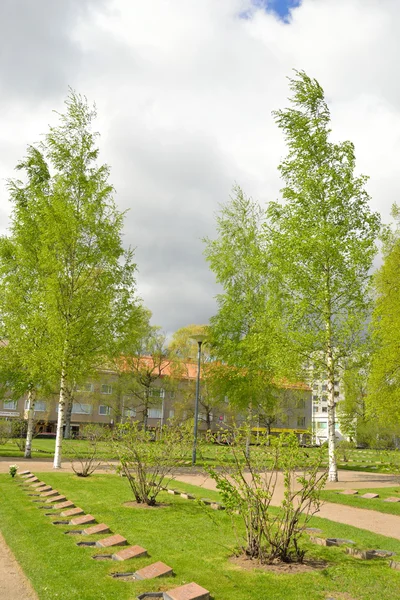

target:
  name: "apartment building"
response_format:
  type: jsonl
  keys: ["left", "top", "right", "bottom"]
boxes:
{"left": 1, "top": 358, "right": 312, "bottom": 439}
{"left": 309, "top": 367, "right": 347, "bottom": 444}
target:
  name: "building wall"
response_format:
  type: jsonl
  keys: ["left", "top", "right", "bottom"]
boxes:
{"left": 3, "top": 370, "right": 312, "bottom": 438}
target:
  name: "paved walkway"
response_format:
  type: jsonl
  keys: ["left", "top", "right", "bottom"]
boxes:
{"left": 0, "top": 532, "right": 37, "bottom": 600}
{"left": 175, "top": 470, "right": 400, "bottom": 540}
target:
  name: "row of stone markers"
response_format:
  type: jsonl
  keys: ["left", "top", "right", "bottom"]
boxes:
{"left": 340, "top": 490, "right": 400, "bottom": 502}
{"left": 18, "top": 471, "right": 211, "bottom": 600}
{"left": 307, "top": 527, "right": 400, "bottom": 570}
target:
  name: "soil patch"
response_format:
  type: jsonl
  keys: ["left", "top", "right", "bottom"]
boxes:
{"left": 122, "top": 501, "right": 169, "bottom": 509}
{"left": 229, "top": 554, "right": 328, "bottom": 574}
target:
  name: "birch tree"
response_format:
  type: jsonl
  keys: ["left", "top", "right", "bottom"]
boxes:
{"left": 368, "top": 204, "right": 400, "bottom": 424}
{"left": 204, "top": 188, "right": 281, "bottom": 453}
{"left": 266, "top": 71, "right": 380, "bottom": 481}
{"left": 4, "top": 92, "right": 141, "bottom": 468}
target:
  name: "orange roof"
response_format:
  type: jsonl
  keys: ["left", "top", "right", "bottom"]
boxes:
{"left": 117, "top": 355, "right": 310, "bottom": 390}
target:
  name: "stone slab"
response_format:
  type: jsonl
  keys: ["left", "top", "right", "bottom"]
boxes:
{"left": 19, "top": 470, "right": 31, "bottom": 476}
{"left": 200, "top": 499, "right": 212, "bottom": 505}
{"left": 134, "top": 561, "right": 173, "bottom": 580}
{"left": 31, "top": 481, "right": 46, "bottom": 488}
{"left": 340, "top": 490, "right": 358, "bottom": 495}
{"left": 390, "top": 560, "right": 400, "bottom": 571}
{"left": 40, "top": 485, "right": 58, "bottom": 498}
{"left": 310, "top": 536, "right": 327, "bottom": 546}
{"left": 164, "top": 582, "right": 210, "bottom": 600}
{"left": 326, "top": 538, "right": 355, "bottom": 547}
{"left": 70, "top": 514, "right": 95, "bottom": 526}
{"left": 82, "top": 523, "right": 111, "bottom": 536}
{"left": 305, "top": 528, "right": 323, "bottom": 534}
{"left": 384, "top": 497, "right": 400, "bottom": 503}
{"left": 21, "top": 473, "right": 33, "bottom": 478}
{"left": 167, "top": 489, "right": 179, "bottom": 495}
{"left": 210, "top": 502, "right": 224, "bottom": 510}
{"left": 24, "top": 476, "right": 39, "bottom": 483}
{"left": 55, "top": 501, "right": 75, "bottom": 510}
{"left": 112, "top": 545, "right": 148, "bottom": 561}
{"left": 95, "top": 534, "right": 127, "bottom": 548}
{"left": 180, "top": 493, "right": 195, "bottom": 500}
{"left": 61, "top": 507, "right": 84, "bottom": 517}
{"left": 361, "top": 493, "right": 379, "bottom": 499}
{"left": 46, "top": 495, "right": 67, "bottom": 504}
{"left": 35, "top": 486, "right": 51, "bottom": 493}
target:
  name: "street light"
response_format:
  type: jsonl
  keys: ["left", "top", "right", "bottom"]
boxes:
{"left": 190, "top": 334, "right": 207, "bottom": 466}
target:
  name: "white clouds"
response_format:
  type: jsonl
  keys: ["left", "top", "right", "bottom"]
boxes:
{"left": 0, "top": 0, "right": 399, "bottom": 331}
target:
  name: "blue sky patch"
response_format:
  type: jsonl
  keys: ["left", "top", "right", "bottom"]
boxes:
{"left": 241, "top": 0, "right": 302, "bottom": 22}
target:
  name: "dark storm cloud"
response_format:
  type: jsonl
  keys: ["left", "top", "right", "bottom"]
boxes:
{"left": 0, "top": 0, "right": 107, "bottom": 103}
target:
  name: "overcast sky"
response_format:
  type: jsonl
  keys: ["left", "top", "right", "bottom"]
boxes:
{"left": 0, "top": 0, "right": 398, "bottom": 334}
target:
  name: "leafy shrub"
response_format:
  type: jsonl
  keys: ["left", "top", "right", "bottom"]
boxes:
{"left": 206, "top": 428, "right": 327, "bottom": 564}
{"left": 112, "top": 421, "right": 191, "bottom": 506}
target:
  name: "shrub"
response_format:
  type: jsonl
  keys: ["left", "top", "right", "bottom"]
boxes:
{"left": 206, "top": 428, "right": 327, "bottom": 564}
{"left": 67, "top": 424, "right": 106, "bottom": 477}
{"left": 113, "top": 421, "right": 191, "bottom": 506}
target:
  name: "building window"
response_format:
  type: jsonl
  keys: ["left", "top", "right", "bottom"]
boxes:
{"left": 312, "top": 383, "right": 318, "bottom": 390}
{"left": 322, "top": 384, "right": 327, "bottom": 391}
{"left": 312, "top": 395, "right": 319, "bottom": 402}
{"left": 334, "top": 391, "right": 340, "bottom": 397}
{"left": 3, "top": 400, "right": 17, "bottom": 410}
{"left": 321, "top": 395, "right": 327, "bottom": 402}
{"left": 148, "top": 408, "right": 162, "bottom": 419}
{"left": 72, "top": 403, "right": 92, "bottom": 414}
{"left": 101, "top": 384, "right": 112, "bottom": 395}
{"left": 297, "top": 416, "right": 306, "bottom": 427}
{"left": 322, "top": 407, "right": 328, "bottom": 413}
{"left": 124, "top": 408, "right": 136, "bottom": 418}
{"left": 335, "top": 423, "right": 340, "bottom": 430}
{"left": 149, "top": 388, "right": 165, "bottom": 398}
{"left": 99, "top": 405, "right": 111, "bottom": 416}
{"left": 317, "top": 421, "right": 327, "bottom": 430}
{"left": 76, "top": 383, "right": 94, "bottom": 393}
{"left": 169, "top": 391, "right": 175, "bottom": 399}
{"left": 313, "top": 406, "right": 318, "bottom": 413}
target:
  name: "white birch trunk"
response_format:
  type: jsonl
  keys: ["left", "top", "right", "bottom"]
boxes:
{"left": 245, "top": 401, "right": 253, "bottom": 459}
{"left": 326, "top": 343, "right": 338, "bottom": 482}
{"left": 24, "top": 388, "right": 35, "bottom": 459}
{"left": 53, "top": 367, "right": 68, "bottom": 469}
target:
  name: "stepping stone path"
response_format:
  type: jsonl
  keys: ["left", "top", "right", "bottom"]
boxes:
{"left": 55, "top": 501, "right": 75, "bottom": 510}
{"left": 346, "top": 548, "right": 395, "bottom": 560}
{"left": 96, "top": 534, "right": 127, "bottom": 548}
{"left": 18, "top": 474, "right": 212, "bottom": 598}
{"left": 112, "top": 545, "right": 148, "bottom": 561}
{"left": 361, "top": 493, "right": 379, "bottom": 499}
{"left": 46, "top": 495, "right": 67, "bottom": 504}
{"left": 340, "top": 490, "right": 358, "bottom": 495}
{"left": 390, "top": 560, "right": 400, "bottom": 571}
{"left": 134, "top": 561, "right": 173, "bottom": 580}
{"left": 310, "top": 536, "right": 354, "bottom": 547}
{"left": 163, "top": 582, "right": 210, "bottom": 600}
{"left": 37, "top": 486, "right": 53, "bottom": 494}
{"left": 70, "top": 514, "right": 95, "bottom": 526}
{"left": 62, "top": 507, "right": 84, "bottom": 517}
{"left": 384, "top": 497, "right": 400, "bottom": 503}
{"left": 83, "top": 523, "right": 110, "bottom": 536}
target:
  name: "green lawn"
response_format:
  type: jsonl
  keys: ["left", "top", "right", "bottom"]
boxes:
{"left": 1, "top": 473, "right": 400, "bottom": 600}
{"left": 320, "top": 487, "right": 400, "bottom": 516}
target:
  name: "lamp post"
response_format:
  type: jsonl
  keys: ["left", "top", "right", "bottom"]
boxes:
{"left": 190, "top": 334, "right": 207, "bottom": 466}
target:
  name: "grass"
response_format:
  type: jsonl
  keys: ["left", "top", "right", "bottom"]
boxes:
{"left": 1, "top": 473, "right": 400, "bottom": 600}
{"left": 320, "top": 487, "right": 400, "bottom": 516}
